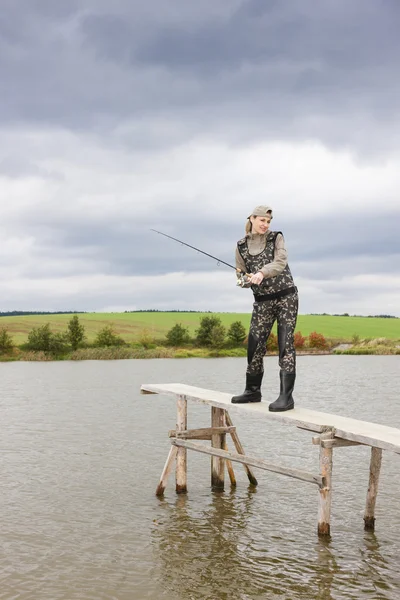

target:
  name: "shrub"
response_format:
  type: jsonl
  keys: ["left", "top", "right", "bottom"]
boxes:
{"left": 195, "top": 316, "right": 223, "bottom": 347}
{"left": 66, "top": 315, "right": 86, "bottom": 351}
{"left": 294, "top": 331, "right": 306, "bottom": 349}
{"left": 351, "top": 333, "right": 360, "bottom": 345}
{"left": 166, "top": 323, "right": 190, "bottom": 346}
{"left": 210, "top": 324, "right": 227, "bottom": 349}
{"left": 94, "top": 325, "right": 126, "bottom": 347}
{"left": 0, "top": 327, "right": 14, "bottom": 353}
{"left": 26, "top": 323, "right": 69, "bottom": 354}
{"left": 266, "top": 332, "right": 278, "bottom": 352}
{"left": 138, "top": 328, "right": 156, "bottom": 349}
{"left": 227, "top": 321, "right": 247, "bottom": 345}
{"left": 308, "top": 331, "right": 328, "bottom": 349}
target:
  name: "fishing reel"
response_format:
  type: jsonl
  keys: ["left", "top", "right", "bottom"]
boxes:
{"left": 236, "top": 272, "right": 252, "bottom": 288}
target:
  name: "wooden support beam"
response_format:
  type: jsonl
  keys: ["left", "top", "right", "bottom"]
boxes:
{"left": 364, "top": 447, "right": 383, "bottom": 531}
{"left": 211, "top": 407, "right": 225, "bottom": 490}
{"left": 225, "top": 411, "right": 258, "bottom": 487}
{"left": 156, "top": 446, "right": 178, "bottom": 497}
{"left": 318, "top": 429, "right": 335, "bottom": 537}
{"left": 312, "top": 437, "right": 362, "bottom": 449}
{"left": 223, "top": 439, "right": 237, "bottom": 487}
{"left": 168, "top": 426, "right": 236, "bottom": 440}
{"left": 176, "top": 395, "right": 188, "bottom": 494}
{"left": 323, "top": 439, "right": 361, "bottom": 449}
{"left": 297, "top": 423, "right": 331, "bottom": 433}
{"left": 172, "top": 439, "right": 324, "bottom": 486}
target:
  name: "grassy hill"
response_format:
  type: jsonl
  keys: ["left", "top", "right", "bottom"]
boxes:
{"left": 1, "top": 312, "right": 399, "bottom": 344}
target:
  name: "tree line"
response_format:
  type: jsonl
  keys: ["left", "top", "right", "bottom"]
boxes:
{"left": 0, "top": 315, "right": 328, "bottom": 357}
{"left": 0, "top": 311, "right": 85, "bottom": 317}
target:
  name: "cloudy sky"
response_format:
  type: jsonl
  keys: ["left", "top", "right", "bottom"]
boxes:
{"left": 1, "top": 0, "right": 399, "bottom": 315}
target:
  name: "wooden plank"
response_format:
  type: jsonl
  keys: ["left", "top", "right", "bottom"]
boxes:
{"left": 156, "top": 446, "right": 178, "bottom": 497}
{"left": 168, "top": 426, "right": 235, "bottom": 440}
{"left": 364, "top": 447, "right": 383, "bottom": 531}
{"left": 318, "top": 430, "right": 334, "bottom": 537}
{"left": 211, "top": 407, "right": 225, "bottom": 490}
{"left": 172, "top": 439, "right": 324, "bottom": 487}
{"left": 140, "top": 383, "right": 400, "bottom": 454}
{"left": 175, "top": 395, "right": 187, "bottom": 494}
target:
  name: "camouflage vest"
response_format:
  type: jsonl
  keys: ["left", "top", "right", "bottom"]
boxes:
{"left": 237, "top": 231, "right": 295, "bottom": 296}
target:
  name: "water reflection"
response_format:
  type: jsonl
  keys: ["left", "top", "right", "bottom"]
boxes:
{"left": 312, "top": 539, "right": 339, "bottom": 600}
{"left": 152, "top": 490, "right": 398, "bottom": 600}
{"left": 357, "top": 532, "right": 392, "bottom": 597}
{"left": 153, "top": 489, "right": 258, "bottom": 599}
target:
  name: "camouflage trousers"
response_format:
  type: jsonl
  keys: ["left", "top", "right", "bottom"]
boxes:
{"left": 246, "top": 291, "right": 298, "bottom": 375}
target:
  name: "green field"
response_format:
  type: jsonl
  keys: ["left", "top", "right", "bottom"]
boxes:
{"left": 1, "top": 312, "right": 399, "bottom": 344}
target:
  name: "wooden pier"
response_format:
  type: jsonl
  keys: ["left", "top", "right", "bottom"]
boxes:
{"left": 140, "top": 383, "right": 400, "bottom": 537}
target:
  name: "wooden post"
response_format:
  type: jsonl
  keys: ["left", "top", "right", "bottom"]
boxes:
{"left": 176, "top": 394, "right": 188, "bottom": 494}
{"left": 156, "top": 446, "right": 178, "bottom": 497}
{"left": 211, "top": 407, "right": 225, "bottom": 490}
{"left": 318, "top": 429, "right": 334, "bottom": 537}
{"left": 364, "top": 447, "right": 382, "bottom": 531}
{"left": 225, "top": 411, "right": 258, "bottom": 486}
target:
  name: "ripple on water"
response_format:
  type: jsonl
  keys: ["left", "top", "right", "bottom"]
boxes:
{"left": 1, "top": 357, "right": 400, "bottom": 599}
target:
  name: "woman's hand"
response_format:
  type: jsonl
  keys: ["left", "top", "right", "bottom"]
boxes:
{"left": 249, "top": 271, "right": 264, "bottom": 285}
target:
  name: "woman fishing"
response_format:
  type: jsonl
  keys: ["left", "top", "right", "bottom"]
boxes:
{"left": 231, "top": 205, "right": 298, "bottom": 411}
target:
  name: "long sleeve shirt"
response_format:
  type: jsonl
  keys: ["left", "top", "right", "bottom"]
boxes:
{"left": 235, "top": 232, "right": 288, "bottom": 278}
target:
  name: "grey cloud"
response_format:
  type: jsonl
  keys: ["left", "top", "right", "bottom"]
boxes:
{"left": 3, "top": 204, "right": 398, "bottom": 283}
{"left": 134, "top": 1, "right": 399, "bottom": 71}
{"left": 1, "top": 1, "right": 399, "bottom": 315}
{"left": 0, "top": 155, "right": 63, "bottom": 179}
{"left": 1, "top": 1, "right": 400, "bottom": 155}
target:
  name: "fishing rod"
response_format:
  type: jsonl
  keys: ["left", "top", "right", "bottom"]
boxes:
{"left": 150, "top": 229, "right": 251, "bottom": 286}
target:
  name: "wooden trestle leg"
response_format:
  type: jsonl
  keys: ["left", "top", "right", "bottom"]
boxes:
{"left": 364, "top": 447, "right": 382, "bottom": 531}
{"left": 318, "top": 430, "right": 334, "bottom": 537}
{"left": 211, "top": 407, "right": 225, "bottom": 490}
{"left": 176, "top": 394, "right": 188, "bottom": 494}
{"left": 156, "top": 446, "right": 178, "bottom": 497}
{"left": 225, "top": 411, "right": 258, "bottom": 487}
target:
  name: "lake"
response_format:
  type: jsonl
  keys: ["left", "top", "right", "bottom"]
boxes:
{"left": 1, "top": 355, "right": 399, "bottom": 599}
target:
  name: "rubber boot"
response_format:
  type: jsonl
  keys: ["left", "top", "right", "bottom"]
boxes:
{"left": 231, "top": 373, "right": 263, "bottom": 404}
{"left": 268, "top": 370, "right": 295, "bottom": 412}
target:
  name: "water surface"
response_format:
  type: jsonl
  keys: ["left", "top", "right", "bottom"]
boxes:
{"left": 1, "top": 356, "right": 399, "bottom": 599}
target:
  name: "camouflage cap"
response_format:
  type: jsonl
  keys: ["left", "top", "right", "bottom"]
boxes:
{"left": 248, "top": 205, "right": 273, "bottom": 219}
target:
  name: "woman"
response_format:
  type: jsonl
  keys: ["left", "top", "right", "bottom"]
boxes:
{"left": 231, "top": 205, "right": 298, "bottom": 411}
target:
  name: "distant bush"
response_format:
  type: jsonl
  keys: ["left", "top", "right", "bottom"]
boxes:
{"left": 0, "top": 327, "right": 14, "bottom": 353}
{"left": 66, "top": 315, "right": 86, "bottom": 350}
{"left": 26, "top": 323, "right": 69, "bottom": 354}
{"left": 308, "top": 331, "right": 328, "bottom": 349}
{"left": 94, "top": 325, "right": 126, "bottom": 347}
{"left": 196, "top": 316, "right": 223, "bottom": 347}
{"left": 227, "top": 321, "right": 247, "bottom": 345}
{"left": 210, "top": 324, "right": 227, "bottom": 349}
{"left": 138, "top": 328, "right": 157, "bottom": 349}
{"left": 166, "top": 323, "right": 191, "bottom": 346}
{"left": 294, "top": 331, "right": 306, "bottom": 349}
{"left": 351, "top": 333, "right": 360, "bottom": 344}
{"left": 266, "top": 332, "right": 278, "bottom": 352}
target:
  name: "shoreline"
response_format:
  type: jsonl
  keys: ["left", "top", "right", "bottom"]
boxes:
{"left": 0, "top": 346, "right": 399, "bottom": 362}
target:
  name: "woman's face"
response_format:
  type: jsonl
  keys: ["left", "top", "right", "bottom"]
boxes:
{"left": 250, "top": 215, "right": 271, "bottom": 234}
